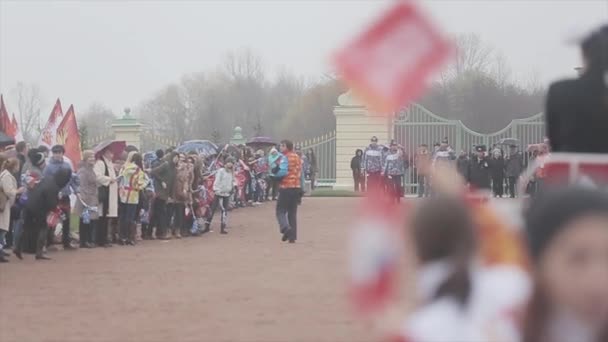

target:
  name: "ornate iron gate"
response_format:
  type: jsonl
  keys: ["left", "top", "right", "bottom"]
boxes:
{"left": 296, "top": 131, "right": 336, "bottom": 186}
{"left": 393, "top": 104, "right": 545, "bottom": 192}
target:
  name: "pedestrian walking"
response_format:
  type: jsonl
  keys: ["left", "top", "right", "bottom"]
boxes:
{"left": 275, "top": 140, "right": 303, "bottom": 244}
{"left": 204, "top": 160, "right": 236, "bottom": 234}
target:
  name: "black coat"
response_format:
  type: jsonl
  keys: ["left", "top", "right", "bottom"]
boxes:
{"left": 456, "top": 156, "right": 469, "bottom": 179}
{"left": 546, "top": 73, "right": 608, "bottom": 153}
{"left": 488, "top": 157, "right": 505, "bottom": 180}
{"left": 505, "top": 152, "right": 524, "bottom": 177}
{"left": 468, "top": 156, "right": 491, "bottom": 189}
{"left": 25, "top": 167, "right": 71, "bottom": 217}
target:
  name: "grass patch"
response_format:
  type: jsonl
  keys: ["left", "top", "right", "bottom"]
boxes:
{"left": 310, "top": 189, "right": 363, "bottom": 197}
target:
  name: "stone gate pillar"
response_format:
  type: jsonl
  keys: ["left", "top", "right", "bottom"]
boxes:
{"left": 112, "top": 107, "right": 142, "bottom": 150}
{"left": 333, "top": 90, "right": 391, "bottom": 190}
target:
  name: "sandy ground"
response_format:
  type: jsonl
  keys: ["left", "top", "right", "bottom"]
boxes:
{"left": 0, "top": 198, "right": 379, "bottom": 342}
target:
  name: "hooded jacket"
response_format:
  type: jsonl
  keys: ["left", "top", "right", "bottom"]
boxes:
{"left": 26, "top": 167, "right": 71, "bottom": 216}
{"left": 351, "top": 150, "right": 363, "bottom": 174}
{"left": 43, "top": 157, "right": 79, "bottom": 197}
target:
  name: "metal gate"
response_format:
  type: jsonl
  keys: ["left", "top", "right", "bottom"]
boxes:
{"left": 393, "top": 104, "right": 545, "bottom": 192}
{"left": 296, "top": 131, "right": 336, "bottom": 186}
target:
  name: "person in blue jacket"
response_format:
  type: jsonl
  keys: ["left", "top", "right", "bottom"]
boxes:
{"left": 42, "top": 145, "right": 80, "bottom": 250}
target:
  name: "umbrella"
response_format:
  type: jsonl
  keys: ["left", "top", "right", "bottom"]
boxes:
{"left": 125, "top": 145, "right": 139, "bottom": 153}
{"left": 177, "top": 140, "right": 219, "bottom": 156}
{"left": 93, "top": 140, "right": 126, "bottom": 161}
{"left": 0, "top": 132, "right": 15, "bottom": 148}
{"left": 246, "top": 136, "right": 275, "bottom": 148}
{"left": 498, "top": 138, "right": 519, "bottom": 146}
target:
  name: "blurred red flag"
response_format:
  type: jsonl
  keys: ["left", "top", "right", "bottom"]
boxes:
{"left": 0, "top": 94, "right": 16, "bottom": 138}
{"left": 56, "top": 105, "right": 81, "bottom": 170}
{"left": 349, "top": 188, "right": 404, "bottom": 315}
{"left": 333, "top": 1, "right": 452, "bottom": 114}
{"left": 11, "top": 114, "right": 24, "bottom": 142}
{"left": 39, "top": 98, "right": 64, "bottom": 147}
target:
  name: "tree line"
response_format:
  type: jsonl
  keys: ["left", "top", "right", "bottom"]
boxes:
{"left": 8, "top": 33, "right": 546, "bottom": 148}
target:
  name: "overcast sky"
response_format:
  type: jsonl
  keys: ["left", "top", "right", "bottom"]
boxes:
{"left": 1, "top": 0, "right": 606, "bottom": 117}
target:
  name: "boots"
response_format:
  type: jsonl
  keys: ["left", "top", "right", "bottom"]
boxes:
{"left": 220, "top": 224, "right": 227, "bottom": 235}
{"left": 201, "top": 223, "right": 211, "bottom": 234}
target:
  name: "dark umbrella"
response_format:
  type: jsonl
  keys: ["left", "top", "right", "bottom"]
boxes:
{"left": 0, "top": 132, "right": 15, "bottom": 148}
{"left": 246, "top": 136, "right": 275, "bottom": 147}
{"left": 498, "top": 138, "right": 519, "bottom": 146}
{"left": 93, "top": 140, "right": 127, "bottom": 161}
{"left": 177, "top": 140, "right": 219, "bottom": 156}
{"left": 125, "top": 145, "right": 139, "bottom": 153}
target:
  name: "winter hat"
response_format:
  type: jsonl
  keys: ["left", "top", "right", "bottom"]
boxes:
{"left": 28, "top": 148, "right": 46, "bottom": 167}
{"left": 524, "top": 186, "right": 608, "bottom": 261}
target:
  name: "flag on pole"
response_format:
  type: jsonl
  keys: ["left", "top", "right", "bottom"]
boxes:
{"left": 0, "top": 94, "right": 16, "bottom": 138}
{"left": 332, "top": 1, "right": 453, "bottom": 114}
{"left": 349, "top": 189, "right": 404, "bottom": 315}
{"left": 39, "top": 98, "right": 64, "bottom": 147}
{"left": 56, "top": 105, "right": 81, "bottom": 170}
{"left": 11, "top": 114, "right": 24, "bottom": 143}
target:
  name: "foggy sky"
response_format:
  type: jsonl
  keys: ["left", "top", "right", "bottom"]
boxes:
{"left": 1, "top": 0, "right": 607, "bottom": 117}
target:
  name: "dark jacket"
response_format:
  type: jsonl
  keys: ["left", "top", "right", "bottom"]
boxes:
{"left": 488, "top": 157, "right": 505, "bottom": 180}
{"left": 546, "top": 73, "right": 608, "bottom": 153}
{"left": 25, "top": 167, "right": 71, "bottom": 217}
{"left": 351, "top": 151, "right": 363, "bottom": 174}
{"left": 456, "top": 156, "right": 469, "bottom": 179}
{"left": 43, "top": 157, "right": 79, "bottom": 197}
{"left": 150, "top": 154, "right": 177, "bottom": 201}
{"left": 467, "top": 156, "right": 491, "bottom": 190}
{"left": 505, "top": 151, "right": 524, "bottom": 178}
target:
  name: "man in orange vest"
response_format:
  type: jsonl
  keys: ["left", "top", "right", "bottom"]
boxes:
{"left": 275, "top": 140, "right": 303, "bottom": 244}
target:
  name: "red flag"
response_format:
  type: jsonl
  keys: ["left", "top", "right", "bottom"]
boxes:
{"left": 56, "top": 105, "right": 81, "bottom": 170}
{"left": 332, "top": 1, "right": 453, "bottom": 114}
{"left": 39, "top": 98, "right": 64, "bottom": 147}
{"left": 350, "top": 188, "right": 405, "bottom": 315}
{"left": 11, "top": 114, "right": 24, "bottom": 142}
{"left": 0, "top": 94, "right": 16, "bottom": 137}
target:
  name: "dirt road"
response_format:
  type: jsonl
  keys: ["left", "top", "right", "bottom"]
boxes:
{"left": 1, "top": 198, "right": 376, "bottom": 342}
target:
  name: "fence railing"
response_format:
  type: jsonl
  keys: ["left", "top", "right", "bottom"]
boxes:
{"left": 394, "top": 104, "right": 546, "bottom": 193}
{"left": 296, "top": 131, "right": 336, "bottom": 186}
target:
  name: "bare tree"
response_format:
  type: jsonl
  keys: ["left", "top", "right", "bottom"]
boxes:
{"left": 439, "top": 33, "right": 494, "bottom": 86}
{"left": 223, "top": 47, "right": 265, "bottom": 83}
{"left": 79, "top": 102, "right": 116, "bottom": 141}
{"left": 10, "top": 82, "right": 42, "bottom": 142}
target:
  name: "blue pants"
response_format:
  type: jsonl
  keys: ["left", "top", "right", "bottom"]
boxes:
{"left": 119, "top": 203, "right": 138, "bottom": 242}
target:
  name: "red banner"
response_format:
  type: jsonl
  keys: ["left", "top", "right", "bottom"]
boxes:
{"left": 0, "top": 94, "right": 16, "bottom": 138}
{"left": 56, "top": 105, "right": 81, "bottom": 170}
{"left": 39, "top": 98, "right": 64, "bottom": 147}
{"left": 333, "top": 1, "right": 453, "bottom": 114}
